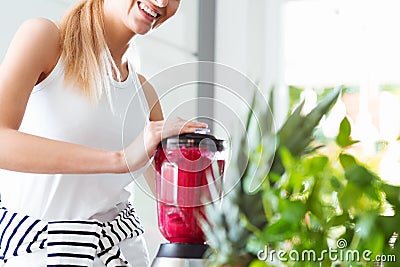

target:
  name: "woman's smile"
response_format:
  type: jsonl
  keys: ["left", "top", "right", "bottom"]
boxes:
{"left": 137, "top": 1, "right": 161, "bottom": 22}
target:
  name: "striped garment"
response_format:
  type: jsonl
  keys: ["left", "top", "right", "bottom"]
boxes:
{"left": 0, "top": 203, "right": 144, "bottom": 267}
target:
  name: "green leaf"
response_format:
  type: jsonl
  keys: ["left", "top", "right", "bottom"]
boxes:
{"left": 361, "top": 230, "right": 385, "bottom": 255}
{"left": 279, "top": 147, "right": 295, "bottom": 171}
{"left": 306, "top": 179, "right": 324, "bottom": 219}
{"left": 345, "top": 165, "right": 375, "bottom": 187}
{"left": 330, "top": 176, "right": 344, "bottom": 191}
{"left": 339, "top": 154, "right": 378, "bottom": 188}
{"left": 382, "top": 184, "right": 400, "bottom": 208}
{"left": 340, "top": 153, "right": 378, "bottom": 188}
{"left": 249, "top": 260, "right": 270, "bottom": 267}
{"left": 263, "top": 219, "right": 295, "bottom": 242}
{"left": 246, "top": 134, "right": 277, "bottom": 193}
{"left": 340, "top": 182, "right": 363, "bottom": 210}
{"left": 272, "top": 86, "right": 342, "bottom": 175}
{"left": 376, "top": 215, "right": 400, "bottom": 239}
{"left": 304, "top": 155, "right": 329, "bottom": 175}
{"left": 281, "top": 200, "right": 307, "bottom": 223}
{"left": 336, "top": 117, "right": 359, "bottom": 147}
{"left": 339, "top": 153, "right": 357, "bottom": 169}
{"left": 328, "top": 214, "right": 351, "bottom": 227}
{"left": 339, "top": 117, "right": 351, "bottom": 137}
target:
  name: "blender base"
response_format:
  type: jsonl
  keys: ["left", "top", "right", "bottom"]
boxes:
{"left": 151, "top": 243, "right": 208, "bottom": 267}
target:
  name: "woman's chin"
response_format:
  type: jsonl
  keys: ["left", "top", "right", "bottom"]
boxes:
{"left": 131, "top": 24, "right": 153, "bottom": 35}
{"left": 134, "top": 29, "right": 152, "bottom": 36}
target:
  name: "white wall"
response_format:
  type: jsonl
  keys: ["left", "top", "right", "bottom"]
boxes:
{"left": 0, "top": 0, "right": 72, "bottom": 60}
{"left": 134, "top": 0, "right": 198, "bottom": 121}
{"left": 213, "top": 0, "right": 285, "bottom": 139}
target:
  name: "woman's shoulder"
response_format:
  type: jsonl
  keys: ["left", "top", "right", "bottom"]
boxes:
{"left": 13, "top": 18, "right": 62, "bottom": 78}
{"left": 17, "top": 17, "right": 61, "bottom": 46}
{"left": 21, "top": 17, "right": 60, "bottom": 46}
{"left": 21, "top": 17, "right": 60, "bottom": 31}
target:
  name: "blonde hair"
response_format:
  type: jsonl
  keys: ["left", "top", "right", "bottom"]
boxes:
{"left": 59, "top": 0, "right": 119, "bottom": 103}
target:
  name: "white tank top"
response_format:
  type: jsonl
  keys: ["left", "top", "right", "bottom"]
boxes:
{"left": 0, "top": 58, "right": 150, "bottom": 221}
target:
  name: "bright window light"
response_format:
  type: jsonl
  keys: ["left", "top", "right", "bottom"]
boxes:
{"left": 284, "top": 0, "right": 400, "bottom": 184}
{"left": 284, "top": 0, "right": 400, "bottom": 86}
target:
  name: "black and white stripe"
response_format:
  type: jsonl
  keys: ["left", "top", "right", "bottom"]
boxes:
{"left": 0, "top": 203, "right": 144, "bottom": 266}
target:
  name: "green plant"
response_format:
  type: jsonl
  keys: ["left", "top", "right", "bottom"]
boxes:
{"left": 203, "top": 86, "right": 400, "bottom": 266}
{"left": 202, "top": 87, "right": 342, "bottom": 266}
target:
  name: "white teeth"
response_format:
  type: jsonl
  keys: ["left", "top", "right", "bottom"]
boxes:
{"left": 139, "top": 2, "right": 158, "bottom": 18}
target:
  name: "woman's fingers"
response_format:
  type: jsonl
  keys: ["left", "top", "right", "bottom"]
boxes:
{"left": 144, "top": 118, "right": 209, "bottom": 148}
{"left": 184, "top": 121, "right": 208, "bottom": 129}
{"left": 163, "top": 118, "right": 208, "bottom": 136}
{"left": 172, "top": 117, "right": 208, "bottom": 131}
{"left": 124, "top": 118, "right": 208, "bottom": 172}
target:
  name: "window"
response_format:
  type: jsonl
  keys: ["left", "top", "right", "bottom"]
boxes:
{"left": 284, "top": 0, "right": 400, "bottom": 183}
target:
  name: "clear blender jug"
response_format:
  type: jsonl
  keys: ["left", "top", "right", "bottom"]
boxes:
{"left": 152, "top": 133, "right": 226, "bottom": 266}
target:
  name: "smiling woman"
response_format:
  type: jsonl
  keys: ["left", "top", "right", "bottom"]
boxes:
{"left": 0, "top": 0, "right": 207, "bottom": 266}
{"left": 61, "top": 0, "right": 180, "bottom": 104}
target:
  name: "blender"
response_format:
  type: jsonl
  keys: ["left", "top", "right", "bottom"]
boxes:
{"left": 151, "top": 133, "right": 226, "bottom": 267}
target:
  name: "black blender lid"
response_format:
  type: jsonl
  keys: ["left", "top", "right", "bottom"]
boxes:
{"left": 161, "top": 133, "right": 225, "bottom": 151}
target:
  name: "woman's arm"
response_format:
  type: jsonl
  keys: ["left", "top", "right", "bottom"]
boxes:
{"left": 0, "top": 18, "right": 125, "bottom": 174}
{"left": 0, "top": 18, "right": 207, "bottom": 175}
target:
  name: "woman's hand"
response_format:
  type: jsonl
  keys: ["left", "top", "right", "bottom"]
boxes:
{"left": 119, "top": 117, "right": 208, "bottom": 173}
{"left": 144, "top": 117, "right": 208, "bottom": 154}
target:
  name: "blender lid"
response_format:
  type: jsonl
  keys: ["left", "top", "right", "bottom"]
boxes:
{"left": 161, "top": 133, "right": 225, "bottom": 151}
